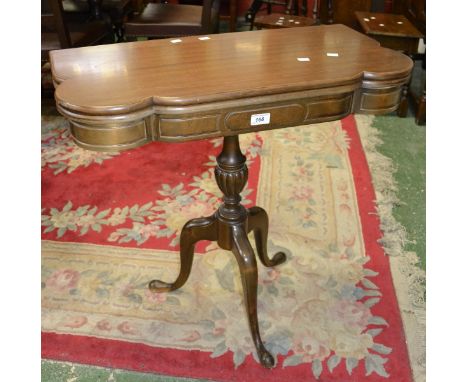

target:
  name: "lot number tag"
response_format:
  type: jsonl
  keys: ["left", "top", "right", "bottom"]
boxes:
{"left": 250, "top": 113, "right": 270, "bottom": 126}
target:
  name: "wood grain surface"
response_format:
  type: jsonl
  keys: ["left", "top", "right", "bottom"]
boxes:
{"left": 355, "top": 12, "right": 424, "bottom": 39}
{"left": 51, "top": 25, "right": 412, "bottom": 110}
{"left": 50, "top": 25, "right": 413, "bottom": 150}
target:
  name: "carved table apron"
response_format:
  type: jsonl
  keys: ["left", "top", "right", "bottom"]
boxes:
{"left": 50, "top": 25, "right": 412, "bottom": 368}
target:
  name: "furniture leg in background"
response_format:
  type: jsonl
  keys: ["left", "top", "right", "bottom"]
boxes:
{"left": 412, "top": 52, "right": 425, "bottom": 125}
{"left": 219, "top": 0, "right": 238, "bottom": 32}
{"left": 88, "top": 0, "right": 104, "bottom": 19}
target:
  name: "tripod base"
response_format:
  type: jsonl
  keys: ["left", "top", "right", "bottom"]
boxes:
{"left": 149, "top": 135, "right": 286, "bottom": 368}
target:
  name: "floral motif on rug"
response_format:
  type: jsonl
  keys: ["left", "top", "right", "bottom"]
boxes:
{"left": 41, "top": 116, "right": 412, "bottom": 381}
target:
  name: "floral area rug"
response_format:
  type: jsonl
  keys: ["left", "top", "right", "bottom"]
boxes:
{"left": 41, "top": 113, "right": 413, "bottom": 381}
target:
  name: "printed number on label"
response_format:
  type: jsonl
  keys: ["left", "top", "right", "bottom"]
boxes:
{"left": 250, "top": 113, "right": 270, "bottom": 126}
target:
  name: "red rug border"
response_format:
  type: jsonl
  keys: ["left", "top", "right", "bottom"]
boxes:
{"left": 42, "top": 115, "right": 413, "bottom": 381}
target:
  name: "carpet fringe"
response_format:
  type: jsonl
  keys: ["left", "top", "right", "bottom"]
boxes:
{"left": 355, "top": 114, "right": 426, "bottom": 382}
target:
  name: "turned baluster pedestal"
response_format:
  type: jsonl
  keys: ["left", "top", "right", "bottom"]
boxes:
{"left": 148, "top": 135, "right": 286, "bottom": 367}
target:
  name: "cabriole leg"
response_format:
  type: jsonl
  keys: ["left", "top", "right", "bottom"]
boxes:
{"left": 149, "top": 216, "right": 217, "bottom": 292}
{"left": 231, "top": 225, "right": 275, "bottom": 368}
{"left": 148, "top": 134, "right": 286, "bottom": 369}
{"left": 248, "top": 206, "right": 286, "bottom": 267}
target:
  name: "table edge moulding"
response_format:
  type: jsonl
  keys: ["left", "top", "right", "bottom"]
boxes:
{"left": 50, "top": 25, "right": 412, "bottom": 152}
{"left": 49, "top": 24, "right": 413, "bottom": 368}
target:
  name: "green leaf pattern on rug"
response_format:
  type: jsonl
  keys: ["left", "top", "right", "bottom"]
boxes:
{"left": 41, "top": 121, "right": 119, "bottom": 174}
{"left": 285, "top": 154, "right": 318, "bottom": 229}
{"left": 41, "top": 131, "right": 259, "bottom": 246}
{"left": 274, "top": 124, "right": 350, "bottom": 168}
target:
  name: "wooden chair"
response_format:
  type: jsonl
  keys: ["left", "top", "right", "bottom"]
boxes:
{"left": 245, "top": 0, "right": 332, "bottom": 31}
{"left": 124, "top": 0, "right": 220, "bottom": 39}
{"left": 179, "top": 0, "right": 237, "bottom": 32}
{"left": 219, "top": 0, "right": 237, "bottom": 32}
{"left": 42, "top": 0, "right": 112, "bottom": 60}
{"left": 253, "top": 13, "right": 317, "bottom": 29}
{"left": 60, "top": 0, "right": 138, "bottom": 41}
{"left": 41, "top": 0, "right": 113, "bottom": 96}
{"left": 245, "top": 0, "right": 302, "bottom": 30}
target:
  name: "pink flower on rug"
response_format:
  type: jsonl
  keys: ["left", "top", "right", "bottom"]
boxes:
{"left": 293, "top": 338, "right": 330, "bottom": 362}
{"left": 180, "top": 201, "right": 216, "bottom": 220}
{"left": 291, "top": 300, "right": 332, "bottom": 361}
{"left": 144, "top": 289, "right": 167, "bottom": 304}
{"left": 118, "top": 283, "right": 134, "bottom": 297}
{"left": 212, "top": 319, "right": 228, "bottom": 336}
{"left": 62, "top": 315, "right": 88, "bottom": 328}
{"left": 339, "top": 204, "right": 356, "bottom": 247}
{"left": 341, "top": 193, "right": 350, "bottom": 202}
{"left": 259, "top": 269, "right": 281, "bottom": 285}
{"left": 292, "top": 185, "right": 314, "bottom": 201}
{"left": 96, "top": 319, "right": 112, "bottom": 331}
{"left": 330, "top": 300, "right": 372, "bottom": 329}
{"left": 46, "top": 269, "right": 80, "bottom": 292}
{"left": 342, "top": 233, "right": 356, "bottom": 247}
{"left": 117, "top": 321, "right": 137, "bottom": 335}
{"left": 337, "top": 179, "right": 348, "bottom": 191}
{"left": 212, "top": 326, "right": 225, "bottom": 336}
{"left": 137, "top": 224, "right": 161, "bottom": 241}
{"left": 178, "top": 330, "right": 201, "bottom": 342}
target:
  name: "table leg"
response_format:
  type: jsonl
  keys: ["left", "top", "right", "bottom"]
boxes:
{"left": 313, "top": 0, "right": 319, "bottom": 22}
{"left": 248, "top": 206, "right": 286, "bottom": 267}
{"left": 231, "top": 224, "right": 274, "bottom": 368}
{"left": 327, "top": 0, "right": 334, "bottom": 24}
{"left": 415, "top": 89, "right": 426, "bottom": 125}
{"left": 301, "top": 0, "right": 307, "bottom": 16}
{"left": 397, "top": 83, "right": 409, "bottom": 117}
{"left": 245, "top": 0, "right": 263, "bottom": 26}
{"left": 148, "top": 134, "right": 286, "bottom": 368}
{"left": 149, "top": 216, "right": 217, "bottom": 292}
{"left": 229, "top": 0, "right": 237, "bottom": 32}
{"left": 88, "top": 0, "right": 103, "bottom": 20}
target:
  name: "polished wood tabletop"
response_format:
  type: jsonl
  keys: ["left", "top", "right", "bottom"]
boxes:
{"left": 50, "top": 25, "right": 413, "bottom": 151}
{"left": 355, "top": 11, "right": 424, "bottom": 39}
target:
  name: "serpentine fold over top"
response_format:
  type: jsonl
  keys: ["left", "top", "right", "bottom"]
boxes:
{"left": 50, "top": 24, "right": 413, "bottom": 151}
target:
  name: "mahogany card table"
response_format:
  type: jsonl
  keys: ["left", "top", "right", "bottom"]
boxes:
{"left": 50, "top": 25, "right": 412, "bottom": 368}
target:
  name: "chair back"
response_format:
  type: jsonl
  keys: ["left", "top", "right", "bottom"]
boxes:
{"left": 201, "top": 0, "right": 220, "bottom": 34}
{"left": 43, "top": 0, "right": 73, "bottom": 48}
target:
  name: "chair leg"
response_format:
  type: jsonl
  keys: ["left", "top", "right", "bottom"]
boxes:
{"left": 301, "top": 0, "right": 307, "bottom": 16}
{"left": 397, "top": 83, "right": 409, "bottom": 118}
